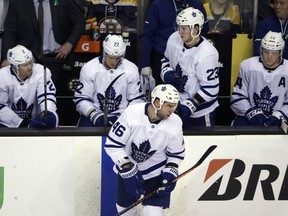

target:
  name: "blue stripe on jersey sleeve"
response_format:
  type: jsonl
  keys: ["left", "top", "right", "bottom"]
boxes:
{"left": 105, "top": 135, "right": 126, "bottom": 148}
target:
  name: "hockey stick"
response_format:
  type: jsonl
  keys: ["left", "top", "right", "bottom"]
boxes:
{"left": 116, "top": 145, "right": 217, "bottom": 216}
{"left": 104, "top": 73, "right": 125, "bottom": 126}
{"left": 43, "top": 65, "right": 47, "bottom": 116}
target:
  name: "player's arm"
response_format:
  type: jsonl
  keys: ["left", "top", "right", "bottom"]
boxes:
{"left": 0, "top": 88, "right": 28, "bottom": 128}
{"left": 73, "top": 66, "right": 99, "bottom": 117}
{"left": 158, "top": 128, "right": 185, "bottom": 196}
{"left": 230, "top": 62, "right": 253, "bottom": 116}
{"left": 127, "top": 66, "right": 145, "bottom": 105}
{"left": 180, "top": 54, "right": 219, "bottom": 115}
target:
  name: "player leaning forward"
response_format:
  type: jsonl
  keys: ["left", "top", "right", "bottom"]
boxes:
{"left": 105, "top": 84, "right": 185, "bottom": 215}
{"left": 0, "top": 45, "right": 58, "bottom": 128}
{"left": 231, "top": 31, "right": 288, "bottom": 126}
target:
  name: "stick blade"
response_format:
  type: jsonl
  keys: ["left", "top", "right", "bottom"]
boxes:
{"left": 195, "top": 145, "right": 217, "bottom": 166}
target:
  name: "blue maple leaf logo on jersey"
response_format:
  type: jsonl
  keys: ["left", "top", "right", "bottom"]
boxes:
{"left": 131, "top": 140, "right": 156, "bottom": 163}
{"left": 175, "top": 64, "right": 188, "bottom": 92}
{"left": 253, "top": 86, "right": 278, "bottom": 115}
{"left": 11, "top": 98, "right": 33, "bottom": 119}
{"left": 97, "top": 87, "right": 122, "bottom": 113}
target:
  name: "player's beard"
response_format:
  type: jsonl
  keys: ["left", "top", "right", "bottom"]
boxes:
{"left": 156, "top": 110, "right": 169, "bottom": 120}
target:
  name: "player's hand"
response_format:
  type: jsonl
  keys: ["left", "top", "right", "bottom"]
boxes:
{"left": 29, "top": 111, "right": 58, "bottom": 129}
{"left": 245, "top": 107, "right": 267, "bottom": 126}
{"left": 264, "top": 111, "right": 285, "bottom": 126}
{"left": 89, "top": 110, "right": 105, "bottom": 126}
{"left": 119, "top": 162, "right": 145, "bottom": 198}
{"left": 141, "top": 66, "right": 152, "bottom": 78}
{"left": 157, "top": 165, "right": 178, "bottom": 196}
{"left": 162, "top": 67, "right": 181, "bottom": 86}
{"left": 0, "top": 59, "right": 10, "bottom": 68}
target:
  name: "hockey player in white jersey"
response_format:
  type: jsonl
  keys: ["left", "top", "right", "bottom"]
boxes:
{"left": 0, "top": 45, "right": 58, "bottom": 128}
{"left": 74, "top": 34, "right": 145, "bottom": 127}
{"left": 161, "top": 7, "right": 219, "bottom": 128}
{"left": 231, "top": 31, "right": 288, "bottom": 126}
{"left": 105, "top": 84, "right": 185, "bottom": 216}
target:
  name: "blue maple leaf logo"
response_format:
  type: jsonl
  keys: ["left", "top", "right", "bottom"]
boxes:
{"left": 253, "top": 86, "right": 278, "bottom": 115}
{"left": 97, "top": 87, "right": 122, "bottom": 113}
{"left": 131, "top": 140, "right": 156, "bottom": 163}
{"left": 11, "top": 98, "right": 33, "bottom": 119}
{"left": 175, "top": 64, "right": 188, "bottom": 92}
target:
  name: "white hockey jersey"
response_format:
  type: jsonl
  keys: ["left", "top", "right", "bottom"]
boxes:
{"left": 161, "top": 32, "right": 219, "bottom": 117}
{"left": 105, "top": 103, "right": 185, "bottom": 180}
{"left": 73, "top": 57, "right": 145, "bottom": 117}
{"left": 0, "top": 64, "right": 57, "bottom": 127}
{"left": 231, "top": 57, "right": 288, "bottom": 118}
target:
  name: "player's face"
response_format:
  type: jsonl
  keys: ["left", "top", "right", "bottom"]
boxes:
{"left": 104, "top": 54, "right": 122, "bottom": 69}
{"left": 178, "top": 25, "right": 193, "bottom": 42}
{"left": 262, "top": 48, "right": 281, "bottom": 68}
{"left": 156, "top": 101, "right": 177, "bottom": 120}
{"left": 18, "top": 60, "right": 33, "bottom": 80}
{"left": 274, "top": 0, "right": 288, "bottom": 20}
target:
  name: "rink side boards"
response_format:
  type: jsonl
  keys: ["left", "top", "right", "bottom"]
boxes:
{"left": 0, "top": 134, "right": 287, "bottom": 216}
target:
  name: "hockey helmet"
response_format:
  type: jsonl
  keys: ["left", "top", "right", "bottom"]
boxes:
{"left": 151, "top": 84, "right": 180, "bottom": 110}
{"left": 7, "top": 45, "right": 33, "bottom": 66}
{"left": 103, "top": 34, "right": 126, "bottom": 57}
{"left": 176, "top": 7, "right": 204, "bottom": 35}
{"left": 261, "top": 31, "right": 285, "bottom": 51}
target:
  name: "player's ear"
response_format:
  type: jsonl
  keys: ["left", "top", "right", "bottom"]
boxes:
{"left": 153, "top": 98, "right": 161, "bottom": 109}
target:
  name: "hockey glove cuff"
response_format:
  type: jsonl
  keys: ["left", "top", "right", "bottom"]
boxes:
{"left": 119, "top": 161, "right": 145, "bottom": 198}
{"left": 89, "top": 110, "right": 105, "bottom": 126}
{"left": 245, "top": 107, "right": 267, "bottom": 126}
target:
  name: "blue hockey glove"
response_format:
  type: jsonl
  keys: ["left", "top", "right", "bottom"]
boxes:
{"left": 89, "top": 110, "right": 105, "bottom": 126}
{"left": 157, "top": 165, "right": 178, "bottom": 196}
{"left": 119, "top": 162, "right": 145, "bottom": 198}
{"left": 162, "top": 67, "right": 181, "bottom": 86}
{"left": 265, "top": 111, "right": 286, "bottom": 126}
{"left": 178, "top": 99, "right": 197, "bottom": 123}
{"left": 245, "top": 107, "right": 267, "bottom": 126}
{"left": 29, "top": 111, "right": 58, "bottom": 129}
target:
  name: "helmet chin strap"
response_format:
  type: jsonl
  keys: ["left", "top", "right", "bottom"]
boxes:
{"left": 151, "top": 101, "right": 162, "bottom": 120}
{"left": 185, "top": 26, "right": 200, "bottom": 46}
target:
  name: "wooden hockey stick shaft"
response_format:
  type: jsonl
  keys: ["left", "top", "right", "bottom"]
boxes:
{"left": 44, "top": 65, "right": 47, "bottom": 116}
{"left": 104, "top": 73, "right": 124, "bottom": 126}
{"left": 116, "top": 145, "right": 217, "bottom": 216}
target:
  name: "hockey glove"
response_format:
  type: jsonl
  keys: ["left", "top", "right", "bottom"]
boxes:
{"left": 265, "top": 111, "right": 286, "bottom": 126}
{"left": 29, "top": 111, "right": 58, "bottom": 129}
{"left": 245, "top": 107, "right": 267, "bottom": 126}
{"left": 119, "top": 162, "right": 145, "bottom": 198}
{"left": 157, "top": 164, "right": 179, "bottom": 196}
{"left": 178, "top": 99, "right": 197, "bottom": 123}
{"left": 89, "top": 110, "right": 105, "bottom": 126}
{"left": 162, "top": 67, "right": 182, "bottom": 87}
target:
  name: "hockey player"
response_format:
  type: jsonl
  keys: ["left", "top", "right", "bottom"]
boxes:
{"left": 231, "top": 31, "right": 288, "bottom": 126}
{"left": 0, "top": 45, "right": 58, "bottom": 128}
{"left": 105, "top": 84, "right": 185, "bottom": 216}
{"left": 73, "top": 34, "right": 145, "bottom": 127}
{"left": 161, "top": 7, "right": 219, "bottom": 128}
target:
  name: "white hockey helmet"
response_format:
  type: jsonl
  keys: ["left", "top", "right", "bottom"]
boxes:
{"left": 176, "top": 7, "right": 204, "bottom": 36}
{"left": 151, "top": 84, "right": 180, "bottom": 110}
{"left": 7, "top": 45, "right": 33, "bottom": 66}
{"left": 261, "top": 31, "right": 285, "bottom": 51}
{"left": 103, "top": 34, "right": 126, "bottom": 57}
